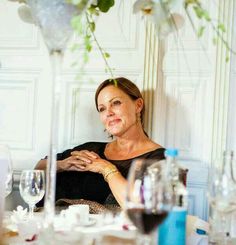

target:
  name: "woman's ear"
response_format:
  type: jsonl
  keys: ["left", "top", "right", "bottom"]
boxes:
{"left": 135, "top": 98, "right": 144, "bottom": 113}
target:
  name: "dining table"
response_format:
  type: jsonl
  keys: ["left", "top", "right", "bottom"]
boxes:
{"left": 2, "top": 208, "right": 209, "bottom": 245}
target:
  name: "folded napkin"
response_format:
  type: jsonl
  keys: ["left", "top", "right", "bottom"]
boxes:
{"left": 186, "top": 215, "right": 209, "bottom": 245}
{"left": 187, "top": 215, "right": 209, "bottom": 236}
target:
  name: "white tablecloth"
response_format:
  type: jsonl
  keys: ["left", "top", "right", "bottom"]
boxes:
{"left": 3, "top": 212, "right": 209, "bottom": 245}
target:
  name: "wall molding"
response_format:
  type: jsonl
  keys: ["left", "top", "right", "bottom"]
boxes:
{"left": 142, "top": 22, "right": 159, "bottom": 137}
{"left": 211, "top": 0, "right": 235, "bottom": 162}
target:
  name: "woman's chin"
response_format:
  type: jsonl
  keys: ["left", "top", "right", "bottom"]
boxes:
{"left": 107, "top": 130, "right": 121, "bottom": 137}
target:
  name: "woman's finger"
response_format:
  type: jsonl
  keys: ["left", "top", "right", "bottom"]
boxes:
{"left": 71, "top": 150, "right": 99, "bottom": 159}
{"left": 67, "top": 165, "right": 87, "bottom": 171}
{"left": 73, "top": 155, "right": 92, "bottom": 163}
{"left": 69, "top": 158, "right": 88, "bottom": 168}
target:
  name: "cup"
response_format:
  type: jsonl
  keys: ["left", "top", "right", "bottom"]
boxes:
{"left": 67, "top": 204, "right": 89, "bottom": 225}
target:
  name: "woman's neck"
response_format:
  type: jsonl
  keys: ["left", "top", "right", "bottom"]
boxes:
{"left": 105, "top": 123, "right": 161, "bottom": 160}
{"left": 115, "top": 131, "right": 148, "bottom": 151}
{"left": 110, "top": 127, "right": 153, "bottom": 157}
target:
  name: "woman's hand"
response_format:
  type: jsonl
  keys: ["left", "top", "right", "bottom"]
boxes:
{"left": 85, "top": 158, "right": 114, "bottom": 175}
{"left": 57, "top": 150, "right": 99, "bottom": 171}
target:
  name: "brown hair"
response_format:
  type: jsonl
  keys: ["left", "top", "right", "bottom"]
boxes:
{"left": 95, "top": 77, "right": 145, "bottom": 128}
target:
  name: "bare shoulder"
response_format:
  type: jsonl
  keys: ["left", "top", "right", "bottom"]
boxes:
{"left": 146, "top": 140, "right": 163, "bottom": 151}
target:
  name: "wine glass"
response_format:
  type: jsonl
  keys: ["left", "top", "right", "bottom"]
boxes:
{"left": 19, "top": 170, "right": 45, "bottom": 217}
{"left": 208, "top": 151, "right": 236, "bottom": 244}
{"left": 0, "top": 145, "right": 13, "bottom": 197}
{"left": 125, "top": 159, "right": 173, "bottom": 245}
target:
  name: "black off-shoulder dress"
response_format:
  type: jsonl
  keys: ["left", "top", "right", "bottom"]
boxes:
{"left": 53, "top": 142, "right": 165, "bottom": 205}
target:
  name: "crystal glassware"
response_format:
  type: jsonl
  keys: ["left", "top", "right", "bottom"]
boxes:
{"left": 19, "top": 170, "right": 45, "bottom": 217}
{"left": 125, "top": 159, "right": 173, "bottom": 245}
{"left": 25, "top": 0, "right": 91, "bottom": 226}
{"left": 208, "top": 151, "right": 236, "bottom": 244}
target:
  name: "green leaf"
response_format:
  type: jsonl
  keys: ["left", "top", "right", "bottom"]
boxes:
{"left": 88, "top": 6, "right": 100, "bottom": 16}
{"left": 193, "top": 6, "right": 204, "bottom": 19}
{"left": 97, "top": 0, "right": 115, "bottom": 13}
{"left": 103, "top": 52, "right": 110, "bottom": 58}
{"left": 202, "top": 10, "right": 211, "bottom": 21}
{"left": 86, "top": 44, "right": 92, "bottom": 52}
{"left": 89, "top": 21, "right": 96, "bottom": 32}
{"left": 225, "top": 49, "right": 230, "bottom": 62}
{"left": 197, "top": 26, "right": 205, "bottom": 37}
{"left": 84, "top": 35, "right": 92, "bottom": 52}
{"left": 218, "top": 23, "right": 226, "bottom": 32}
{"left": 113, "top": 79, "right": 118, "bottom": 86}
{"left": 71, "top": 16, "right": 83, "bottom": 34}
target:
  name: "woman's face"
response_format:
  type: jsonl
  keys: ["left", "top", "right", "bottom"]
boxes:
{"left": 97, "top": 85, "right": 143, "bottom": 137}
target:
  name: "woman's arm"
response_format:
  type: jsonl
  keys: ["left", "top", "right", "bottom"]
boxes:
{"left": 35, "top": 150, "right": 100, "bottom": 171}
{"left": 83, "top": 157, "right": 128, "bottom": 207}
{"left": 35, "top": 159, "right": 47, "bottom": 170}
{"left": 34, "top": 159, "right": 73, "bottom": 171}
{"left": 105, "top": 171, "right": 127, "bottom": 208}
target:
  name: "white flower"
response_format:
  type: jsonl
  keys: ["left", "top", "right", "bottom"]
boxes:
{"left": 10, "top": 205, "right": 28, "bottom": 224}
{"left": 133, "top": 0, "right": 185, "bottom": 38}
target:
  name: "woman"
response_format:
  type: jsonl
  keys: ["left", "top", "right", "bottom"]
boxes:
{"left": 36, "top": 77, "right": 165, "bottom": 207}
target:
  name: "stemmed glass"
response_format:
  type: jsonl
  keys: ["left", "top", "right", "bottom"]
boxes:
{"left": 19, "top": 170, "right": 45, "bottom": 217}
{"left": 208, "top": 151, "right": 236, "bottom": 244}
{"left": 125, "top": 159, "right": 173, "bottom": 245}
{"left": 0, "top": 145, "right": 13, "bottom": 197}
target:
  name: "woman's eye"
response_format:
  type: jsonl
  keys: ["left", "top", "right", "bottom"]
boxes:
{"left": 112, "top": 100, "right": 121, "bottom": 106}
{"left": 98, "top": 107, "right": 105, "bottom": 113}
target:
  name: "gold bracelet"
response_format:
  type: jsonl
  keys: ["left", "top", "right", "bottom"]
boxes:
{"left": 103, "top": 166, "right": 119, "bottom": 182}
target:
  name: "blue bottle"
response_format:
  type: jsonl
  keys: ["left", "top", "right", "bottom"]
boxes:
{"left": 158, "top": 148, "right": 188, "bottom": 245}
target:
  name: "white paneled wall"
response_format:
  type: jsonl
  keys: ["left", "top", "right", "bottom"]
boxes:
{"left": 150, "top": 1, "right": 235, "bottom": 220}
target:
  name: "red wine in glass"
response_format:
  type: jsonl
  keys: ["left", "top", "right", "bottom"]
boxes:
{"left": 127, "top": 208, "right": 168, "bottom": 234}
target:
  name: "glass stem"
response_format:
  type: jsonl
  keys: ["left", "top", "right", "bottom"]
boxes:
{"left": 29, "top": 204, "right": 35, "bottom": 218}
{"left": 44, "top": 50, "right": 63, "bottom": 227}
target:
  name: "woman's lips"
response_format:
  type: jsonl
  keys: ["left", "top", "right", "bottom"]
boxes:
{"left": 108, "top": 119, "right": 121, "bottom": 126}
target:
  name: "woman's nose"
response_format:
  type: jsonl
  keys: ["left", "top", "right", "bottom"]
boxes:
{"left": 106, "top": 107, "right": 114, "bottom": 117}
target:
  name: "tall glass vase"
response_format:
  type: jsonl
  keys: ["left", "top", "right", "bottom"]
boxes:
{"left": 44, "top": 50, "right": 63, "bottom": 226}
{"left": 26, "top": 0, "right": 91, "bottom": 228}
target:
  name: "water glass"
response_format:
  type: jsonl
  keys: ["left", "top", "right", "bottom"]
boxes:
{"left": 19, "top": 170, "right": 45, "bottom": 217}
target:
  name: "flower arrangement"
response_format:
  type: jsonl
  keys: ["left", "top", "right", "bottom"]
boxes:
{"left": 8, "top": 0, "right": 235, "bottom": 73}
